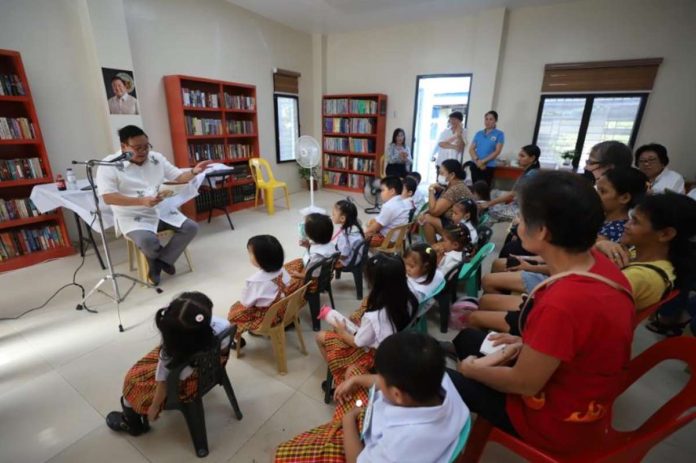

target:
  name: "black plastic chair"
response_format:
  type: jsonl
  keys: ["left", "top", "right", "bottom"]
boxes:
{"left": 435, "top": 262, "right": 466, "bottom": 333}
{"left": 163, "top": 326, "right": 243, "bottom": 458}
{"left": 304, "top": 252, "right": 341, "bottom": 331}
{"left": 335, "top": 239, "right": 369, "bottom": 300}
{"left": 476, "top": 225, "right": 493, "bottom": 250}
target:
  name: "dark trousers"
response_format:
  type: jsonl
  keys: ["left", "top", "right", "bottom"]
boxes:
{"left": 446, "top": 368, "right": 518, "bottom": 436}
{"left": 385, "top": 163, "right": 408, "bottom": 177}
{"left": 470, "top": 164, "right": 495, "bottom": 186}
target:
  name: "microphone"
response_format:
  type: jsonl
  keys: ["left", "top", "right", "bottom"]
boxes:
{"left": 109, "top": 151, "right": 134, "bottom": 163}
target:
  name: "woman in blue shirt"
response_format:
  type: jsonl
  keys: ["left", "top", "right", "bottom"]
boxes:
{"left": 468, "top": 110, "right": 505, "bottom": 185}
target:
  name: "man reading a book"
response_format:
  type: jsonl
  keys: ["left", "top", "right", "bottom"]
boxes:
{"left": 96, "top": 125, "right": 211, "bottom": 285}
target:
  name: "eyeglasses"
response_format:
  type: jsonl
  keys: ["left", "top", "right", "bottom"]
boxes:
{"left": 126, "top": 143, "right": 152, "bottom": 153}
{"left": 638, "top": 157, "right": 660, "bottom": 165}
{"left": 585, "top": 159, "right": 602, "bottom": 167}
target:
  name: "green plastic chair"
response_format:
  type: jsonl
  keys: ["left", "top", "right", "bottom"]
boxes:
{"left": 478, "top": 211, "right": 492, "bottom": 228}
{"left": 458, "top": 242, "right": 496, "bottom": 297}
{"left": 408, "top": 279, "right": 446, "bottom": 334}
{"left": 449, "top": 417, "right": 473, "bottom": 463}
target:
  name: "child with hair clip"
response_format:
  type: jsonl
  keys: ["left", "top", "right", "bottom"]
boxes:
{"left": 405, "top": 243, "right": 445, "bottom": 302}
{"left": 228, "top": 235, "right": 292, "bottom": 348}
{"left": 450, "top": 198, "right": 479, "bottom": 244}
{"left": 438, "top": 223, "right": 474, "bottom": 276}
{"left": 332, "top": 199, "right": 365, "bottom": 268}
{"left": 285, "top": 212, "right": 336, "bottom": 284}
{"left": 106, "top": 292, "right": 230, "bottom": 436}
{"left": 316, "top": 253, "right": 417, "bottom": 389}
{"left": 275, "top": 332, "right": 470, "bottom": 463}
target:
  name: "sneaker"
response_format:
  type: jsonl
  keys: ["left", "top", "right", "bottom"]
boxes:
{"left": 157, "top": 259, "right": 176, "bottom": 275}
{"left": 106, "top": 411, "right": 146, "bottom": 436}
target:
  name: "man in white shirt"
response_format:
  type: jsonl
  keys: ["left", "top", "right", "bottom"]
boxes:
{"left": 432, "top": 111, "right": 466, "bottom": 168}
{"left": 364, "top": 176, "right": 411, "bottom": 246}
{"left": 108, "top": 76, "right": 139, "bottom": 115}
{"left": 96, "top": 125, "right": 211, "bottom": 285}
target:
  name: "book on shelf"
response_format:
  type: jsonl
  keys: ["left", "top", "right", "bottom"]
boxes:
{"left": 350, "top": 99, "right": 377, "bottom": 114}
{"left": 226, "top": 120, "right": 254, "bottom": 135}
{"left": 0, "top": 157, "right": 45, "bottom": 181}
{"left": 323, "top": 98, "right": 377, "bottom": 115}
{"left": 324, "top": 136, "right": 349, "bottom": 151}
{"left": 349, "top": 138, "right": 374, "bottom": 153}
{"left": 0, "top": 197, "right": 41, "bottom": 222}
{"left": 0, "top": 74, "right": 25, "bottom": 96}
{"left": 224, "top": 93, "right": 255, "bottom": 110}
{"left": 324, "top": 171, "right": 368, "bottom": 190}
{"left": 181, "top": 88, "right": 219, "bottom": 108}
{"left": 0, "top": 117, "right": 35, "bottom": 139}
{"left": 326, "top": 155, "right": 374, "bottom": 173}
{"left": 0, "top": 224, "right": 66, "bottom": 262}
{"left": 227, "top": 143, "right": 253, "bottom": 159}
{"left": 184, "top": 116, "right": 222, "bottom": 136}
{"left": 188, "top": 143, "right": 225, "bottom": 163}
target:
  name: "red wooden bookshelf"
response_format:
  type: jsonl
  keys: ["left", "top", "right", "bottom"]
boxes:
{"left": 163, "top": 75, "right": 261, "bottom": 220}
{"left": 322, "top": 94, "right": 387, "bottom": 192}
{"left": 0, "top": 49, "right": 73, "bottom": 272}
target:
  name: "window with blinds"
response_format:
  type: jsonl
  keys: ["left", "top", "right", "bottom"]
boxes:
{"left": 273, "top": 69, "right": 301, "bottom": 163}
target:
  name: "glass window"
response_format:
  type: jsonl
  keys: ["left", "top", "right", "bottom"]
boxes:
{"left": 535, "top": 97, "right": 586, "bottom": 165}
{"left": 274, "top": 94, "right": 300, "bottom": 163}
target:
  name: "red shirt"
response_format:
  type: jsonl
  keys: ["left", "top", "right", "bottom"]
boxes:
{"left": 506, "top": 251, "right": 634, "bottom": 453}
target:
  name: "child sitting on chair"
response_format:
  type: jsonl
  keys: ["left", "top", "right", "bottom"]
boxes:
{"left": 275, "top": 332, "right": 470, "bottom": 463}
{"left": 405, "top": 243, "right": 445, "bottom": 302}
{"left": 332, "top": 200, "right": 365, "bottom": 269}
{"left": 107, "top": 292, "right": 230, "bottom": 436}
{"left": 285, "top": 212, "right": 336, "bottom": 283}
{"left": 437, "top": 223, "right": 474, "bottom": 276}
{"left": 364, "top": 176, "right": 411, "bottom": 247}
{"left": 228, "top": 235, "right": 292, "bottom": 348}
{"left": 407, "top": 171, "right": 428, "bottom": 212}
{"left": 450, "top": 198, "right": 479, "bottom": 245}
{"left": 401, "top": 175, "right": 418, "bottom": 211}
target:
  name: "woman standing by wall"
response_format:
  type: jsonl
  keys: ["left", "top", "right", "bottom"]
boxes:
{"left": 468, "top": 110, "right": 505, "bottom": 186}
{"left": 385, "top": 128, "right": 412, "bottom": 177}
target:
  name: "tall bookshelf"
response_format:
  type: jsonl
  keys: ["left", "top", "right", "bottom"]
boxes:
{"left": 322, "top": 93, "right": 387, "bottom": 192}
{"left": 0, "top": 49, "right": 73, "bottom": 272}
{"left": 163, "top": 75, "right": 260, "bottom": 220}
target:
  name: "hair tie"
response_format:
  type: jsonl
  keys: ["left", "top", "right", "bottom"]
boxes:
{"left": 195, "top": 314, "right": 204, "bottom": 323}
{"left": 425, "top": 247, "right": 433, "bottom": 254}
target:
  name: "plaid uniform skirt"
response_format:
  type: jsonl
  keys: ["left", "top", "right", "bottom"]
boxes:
{"left": 228, "top": 294, "right": 282, "bottom": 334}
{"left": 285, "top": 258, "right": 318, "bottom": 292}
{"left": 275, "top": 372, "right": 369, "bottom": 462}
{"left": 325, "top": 301, "right": 374, "bottom": 387}
{"left": 122, "top": 347, "right": 198, "bottom": 415}
{"left": 369, "top": 234, "right": 385, "bottom": 247}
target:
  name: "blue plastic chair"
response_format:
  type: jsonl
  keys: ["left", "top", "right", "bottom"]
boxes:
{"left": 449, "top": 418, "right": 472, "bottom": 463}
{"left": 407, "top": 279, "right": 447, "bottom": 334}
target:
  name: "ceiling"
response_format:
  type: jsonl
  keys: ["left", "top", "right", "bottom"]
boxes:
{"left": 226, "top": 0, "right": 577, "bottom": 33}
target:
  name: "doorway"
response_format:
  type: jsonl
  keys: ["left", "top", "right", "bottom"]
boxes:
{"left": 411, "top": 74, "right": 472, "bottom": 183}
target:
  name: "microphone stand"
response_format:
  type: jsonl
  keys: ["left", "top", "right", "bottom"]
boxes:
{"left": 71, "top": 159, "right": 163, "bottom": 332}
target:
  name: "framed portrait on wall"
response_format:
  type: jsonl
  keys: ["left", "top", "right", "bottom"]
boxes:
{"left": 102, "top": 68, "right": 139, "bottom": 115}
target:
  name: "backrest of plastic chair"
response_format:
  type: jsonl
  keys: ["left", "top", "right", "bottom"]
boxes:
{"left": 410, "top": 279, "right": 447, "bottom": 323}
{"left": 459, "top": 243, "right": 495, "bottom": 280}
{"left": 448, "top": 418, "right": 472, "bottom": 463}
{"left": 257, "top": 158, "right": 277, "bottom": 182}
{"left": 346, "top": 239, "right": 369, "bottom": 269}
{"left": 249, "top": 158, "right": 273, "bottom": 185}
{"left": 281, "top": 283, "right": 310, "bottom": 326}
{"left": 258, "top": 293, "right": 291, "bottom": 332}
{"left": 477, "top": 225, "right": 493, "bottom": 249}
{"left": 305, "top": 252, "right": 340, "bottom": 292}
{"left": 635, "top": 289, "right": 679, "bottom": 325}
{"left": 621, "top": 337, "right": 696, "bottom": 434}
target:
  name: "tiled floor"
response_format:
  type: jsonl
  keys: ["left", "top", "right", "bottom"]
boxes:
{"left": 0, "top": 189, "right": 693, "bottom": 462}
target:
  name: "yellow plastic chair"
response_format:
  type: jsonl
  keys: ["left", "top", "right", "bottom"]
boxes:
{"left": 127, "top": 230, "right": 193, "bottom": 285}
{"left": 237, "top": 283, "right": 310, "bottom": 375}
{"left": 249, "top": 158, "right": 290, "bottom": 215}
{"left": 370, "top": 222, "right": 412, "bottom": 256}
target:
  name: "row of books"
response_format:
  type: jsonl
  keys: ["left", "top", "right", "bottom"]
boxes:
{"left": 226, "top": 120, "right": 254, "bottom": 134}
{"left": 185, "top": 116, "right": 222, "bottom": 136}
{"left": 187, "top": 143, "right": 254, "bottom": 163}
{"left": 0, "top": 225, "right": 67, "bottom": 261}
{"left": 195, "top": 183, "right": 255, "bottom": 212}
{"left": 182, "top": 88, "right": 219, "bottom": 108}
{"left": 224, "top": 93, "right": 255, "bottom": 110}
{"left": 0, "top": 117, "right": 35, "bottom": 140}
{"left": 0, "top": 74, "right": 25, "bottom": 96}
{"left": 323, "top": 118, "right": 375, "bottom": 134}
{"left": 323, "top": 172, "right": 367, "bottom": 190}
{"left": 0, "top": 197, "right": 41, "bottom": 222}
{"left": 0, "top": 157, "right": 45, "bottom": 181}
{"left": 325, "top": 155, "right": 375, "bottom": 173}
{"left": 323, "top": 99, "right": 378, "bottom": 115}
{"left": 323, "top": 137, "right": 375, "bottom": 153}
{"left": 227, "top": 143, "right": 253, "bottom": 159}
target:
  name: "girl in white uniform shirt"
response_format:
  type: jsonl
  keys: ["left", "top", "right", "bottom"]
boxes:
{"left": 316, "top": 254, "right": 417, "bottom": 389}
{"left": 332, "top": 199, "right": 365, "bottom": 268}
{"left": 285, "top": 213, "right": 336, "bottom": 285}
{"left": 228, "top": 235, "right": 296, "bottom": 348}
{"left": 437, "top": 223, "right": 474, "bottom": 276}
{"left": 405, "top": 243, "right": 445, "bottom": 302}
{"left": 450, "top": 198, "right": 479, "bottom": 245}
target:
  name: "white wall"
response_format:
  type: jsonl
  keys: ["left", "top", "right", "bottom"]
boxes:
{"left": 325, "top": 10, "right": 507, "bottom": 150}
{"left": 496, "top": 0, "right": 696, "bottom": 176}
{"left": 123, "top": 0, "right": 315, "bottom": 194}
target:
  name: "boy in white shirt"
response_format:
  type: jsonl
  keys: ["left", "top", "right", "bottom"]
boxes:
{"left": 337, "top": 332, "right": 470, "bottom": 463}
{"left": 365, "top": 176, "right": 411, "bottom": 247}
{"left": 406, "top": 171, "right": 428, "bottom": 212}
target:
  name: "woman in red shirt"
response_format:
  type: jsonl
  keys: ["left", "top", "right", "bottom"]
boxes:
{"left": 448, "top": 170, "right": 635, "bottom": 454}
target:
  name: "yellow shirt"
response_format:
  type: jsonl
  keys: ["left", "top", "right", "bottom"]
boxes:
{"left": 622, "top": 260, "right": 675, "bottom": 311}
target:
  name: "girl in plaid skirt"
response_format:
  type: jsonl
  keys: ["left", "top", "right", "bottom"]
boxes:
{"left": 106, "top": 291, "right": 230, "bottom": 436}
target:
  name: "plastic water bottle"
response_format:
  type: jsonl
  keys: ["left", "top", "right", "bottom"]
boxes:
{"left": 66, "top": 168, "right": 77, "bottom": 190}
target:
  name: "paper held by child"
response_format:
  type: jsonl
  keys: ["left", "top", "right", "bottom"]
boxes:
{"left": 318, "top": 305, "right": 359, "bottom": 334}
{"left": 480, "top": 331, "right": 506, "bottom": 356}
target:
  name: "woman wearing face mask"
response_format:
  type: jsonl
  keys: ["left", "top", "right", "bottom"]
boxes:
{"left": 582, "top": 140, "right": 633, "bottom": 184}
{"left": 418, "top": 159, "right": 474, "bottom": 244}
